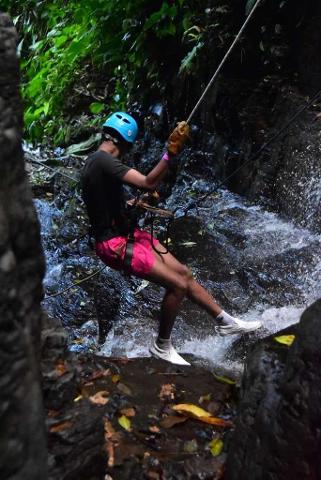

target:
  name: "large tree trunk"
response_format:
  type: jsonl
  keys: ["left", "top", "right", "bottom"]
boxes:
{"left": 0, "top": 13, "right": 47, "bottom": 480}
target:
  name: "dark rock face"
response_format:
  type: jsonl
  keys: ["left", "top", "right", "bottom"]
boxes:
{"left": 0, "top": 13, "right": 47, "bottom": 480}
{"left": 226, "top": 299, "right": 321, "bottom": 480}
{"left": 219, "top": 1, "right": 321, "bottom": 232}
{"left": 167, "top": 1, "right": 321, "bottom": 233}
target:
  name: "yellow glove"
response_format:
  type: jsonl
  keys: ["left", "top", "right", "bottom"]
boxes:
{"left": 167, "top": 121, "right": 190, "bottom": 155}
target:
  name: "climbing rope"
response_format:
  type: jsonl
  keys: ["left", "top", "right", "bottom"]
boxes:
{"left": 27, "top": 157, "right": 78, "bottom": 183}
{"left": 44, "top": 264, "right": 107, "bottom": 299}
{"left": 182, "top": 88, "right": 321, "bottom": 215}
{"left": 186, "top": 0, "right": 264, "bottom": 123}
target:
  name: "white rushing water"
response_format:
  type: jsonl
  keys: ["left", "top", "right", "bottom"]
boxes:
{"left": 97, "top": 186, "right": 321, "bottom": 376}
{"left": 35, "top": 168, "right": 321, "bottom": 376}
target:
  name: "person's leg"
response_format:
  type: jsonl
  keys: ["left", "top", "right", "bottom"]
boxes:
{"left": 144, "top": 254, "right": 188, "bottom": 340}
{"left": 150, "top": 246, "right": 222, "bottom": 318}
{"left": 143, "top": 254, "right": 191, "bottom": 365}
{"left": 152, "top": 243, "right": 262, "bottom": 335}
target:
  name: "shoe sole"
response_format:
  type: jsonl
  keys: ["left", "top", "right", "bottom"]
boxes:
{"left": 215, "top": 324, "right": 262, "bottom": 336}
{"left": 149, "top": 348, "right": 191, "bottom": 366}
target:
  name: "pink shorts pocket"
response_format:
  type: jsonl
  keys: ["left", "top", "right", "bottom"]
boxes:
{"left": 95, "top": 229, "right": 159, "bottom": 278}
{"left": 95, "top": 236, "right": 127, "bottom": 271}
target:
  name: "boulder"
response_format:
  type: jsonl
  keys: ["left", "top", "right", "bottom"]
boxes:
{"left": 226, "top": 299, "right": 321, "bottom": 480}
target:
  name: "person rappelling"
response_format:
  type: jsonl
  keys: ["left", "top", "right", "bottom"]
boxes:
{"left": 81, "top": 112, "right": 262, "bottom": 366}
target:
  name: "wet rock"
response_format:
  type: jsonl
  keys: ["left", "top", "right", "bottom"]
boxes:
{"left": 226, "top": 299, "right": 321, "bottom": 480}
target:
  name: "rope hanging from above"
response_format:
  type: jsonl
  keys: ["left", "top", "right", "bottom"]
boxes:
{"left": 186, "top": 0, "right": 265, "bottom": 124}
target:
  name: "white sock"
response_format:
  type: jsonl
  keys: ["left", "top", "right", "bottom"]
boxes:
{"left": 216, "top": 310, "right": 237, "bottom": 326}
{"left": 156, "top": 337, "right": 172, "bottom": 350}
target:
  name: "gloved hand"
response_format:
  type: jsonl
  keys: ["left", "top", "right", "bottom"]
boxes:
{"left": 167, "top": 121, "right": 190, "bottom": 155}
{"left": 144, "top": 191, "right": 160, "bottom": 205}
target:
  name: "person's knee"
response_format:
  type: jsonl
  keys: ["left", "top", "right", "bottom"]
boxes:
{"left": 173, "top": 275, "right": 188, "bottom": 296}
{"left": 181, "top": 265, "right": 193, "bottom": 281}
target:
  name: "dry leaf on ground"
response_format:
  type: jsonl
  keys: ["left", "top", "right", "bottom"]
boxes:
{"left": 274, "top": 335, "right": 295, "bottom": 346}
{"left": 118, "top": 415, "right": 132, "bottom": 431}
{"left": 49, "top": 420, "right": 73, "bottom": 433}
{"left": 117, "top": 382, "right": 132, "bottom": 396}
{"left": 149, "top": 425, "right": 160, "bottom": 433}
{"left": 172, "top": 403, "right": 233, "bottom": 427}
{"left": 209, "top": 438, "right": 224, "bottom": 456}
{"left": 159, "top": 383, "right": 176, "bottom": 401}
{"left": 55, "top": 360, "right": 67, "bottom": 377}
{"left": 160, "top": 415, "right": 188, "bottom": 428}
{"left": 87, "top": 369, "right": 111, "bottom": 382}
{"left": 120, "top": 407, "right": 136, "bottom": 417}
{"left": 89, "top": 390, "right": 109, "bottom": 406}
{"left": 212, "top": 373, "right": 236, "bottom": 385}
{"left": 112, "top": 374, "right": 120, "bottom": 383}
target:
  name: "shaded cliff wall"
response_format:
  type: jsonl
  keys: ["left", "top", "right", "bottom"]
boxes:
{"left": 0, "top": 12, "right": 47, "bottom": 480}
{"left": 164, "top": 0, "right": 321, "bottom": 231}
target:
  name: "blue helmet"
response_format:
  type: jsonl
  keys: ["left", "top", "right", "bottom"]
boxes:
{"left": 103, "top": 112, "right": 138, "bottom": 144}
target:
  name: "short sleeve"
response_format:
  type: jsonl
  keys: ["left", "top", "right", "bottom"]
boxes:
{"left": 95, "top": 151, "right": 130, "bottom": 180}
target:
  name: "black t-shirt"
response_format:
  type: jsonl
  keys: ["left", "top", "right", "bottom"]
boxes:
{"left": 81, "top": 151, "right": 131, "bottom": 241}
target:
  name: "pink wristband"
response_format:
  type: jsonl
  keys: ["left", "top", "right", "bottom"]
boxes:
{"left": 161, "top": 152, "right": 170, "bottom": 162}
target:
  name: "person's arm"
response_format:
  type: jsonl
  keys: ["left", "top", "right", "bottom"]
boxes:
{"left": 123, "top": 120, "right": 190, "bottom": 190}
{"left": 122, "top": 154, "right": 170, "bottom": 191}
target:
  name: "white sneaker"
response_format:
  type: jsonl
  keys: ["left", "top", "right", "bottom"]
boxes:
{"left": 215, "top": 318, "right": 262, "bottom": 336}
{"left": 149, "top": 341, "right": 191, "bottom": 366}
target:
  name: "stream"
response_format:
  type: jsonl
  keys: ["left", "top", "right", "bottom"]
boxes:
{"left": 32, "top": 144, "right": 321, "bottom": 378}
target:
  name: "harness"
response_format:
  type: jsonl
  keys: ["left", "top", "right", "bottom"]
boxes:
{"left": 123, "top": 197, "right": 175, "bottom": 269}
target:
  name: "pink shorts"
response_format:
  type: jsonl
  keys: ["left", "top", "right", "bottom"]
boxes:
{"left": 95, "top": 228, "right": 159, "bottom": 278}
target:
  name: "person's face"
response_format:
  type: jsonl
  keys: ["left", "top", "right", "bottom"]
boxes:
{"left": 108, "top": 141, "right": 121, "bottom": 158}
{"left": 101, "top": 132, "right": 131, "bottom": 158}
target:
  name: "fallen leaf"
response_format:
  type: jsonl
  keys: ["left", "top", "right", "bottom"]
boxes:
{"left": 118, "top": 415, "right": 132, "bottom": 431}
{"left": 274, "top": 335, "right": 295, "bottom": 346}
{"left": 209, "top": 438, "right": 224, "bottom": 456}
{"left": 172, "top": 403, "right": 233, "bottom": 427}
{"left": 149, "top": 425, "right": 160, "bottom": 433}
{"left": 87, "top": 369, "right": 111, "bottom": 381}
{"left": 112, "top": 374, "right": 120, "bottom": 383}
{"left": 117, "top": 382, "right": 132, "bottom": 396}
{"left": 135, "top": 280, "right": 150, "bottom": 294}
{"left": 159, "top": 383, "right": 176, "bottom": 401}
{"left": 160, "top": 415, "right": 188, "bottom": 428}
{"left": 55, "top": 360, "right": 67, "bottom": 377}
{"left": 89, "top": 390, "right": 109, "bottom": 406}
{"left": 47, "top": 410, "right": 60, "bottom": 418}
{"left": 172, "top": 403, "right": 211, "bottom": 418}
{"left": 146, "top": 472, "right": 160, "bottom": 480}
{"left": 104, "top": 419, "right": 116, "bottom": 468}
{"left": 180, "top": 241, "right": 197, "bottom": 247}
{"left": 184, "top": 438, "right": 198, "bottom": 453}
{"left": 213, "top": 373, "right": 236, "bottom": 385}
{"left": 198, "top": 416, "right": 233, "bottom": 427}
{"left": 49, "top": 420, "right": 73, "bottom": 433}
{"left": 199, "top": 393, "right": 211, "bottom": 404}
{"left": 120, "top": 407, "right": 136, "bottom": 417}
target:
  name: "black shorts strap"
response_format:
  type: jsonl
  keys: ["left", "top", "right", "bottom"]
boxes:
{"left": 124, "top": 235, "right": 135, "bottom": 270}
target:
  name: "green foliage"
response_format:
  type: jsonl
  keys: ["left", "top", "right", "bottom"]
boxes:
{"left": 2, "top": 0, "right": 214, "bottom": 144}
